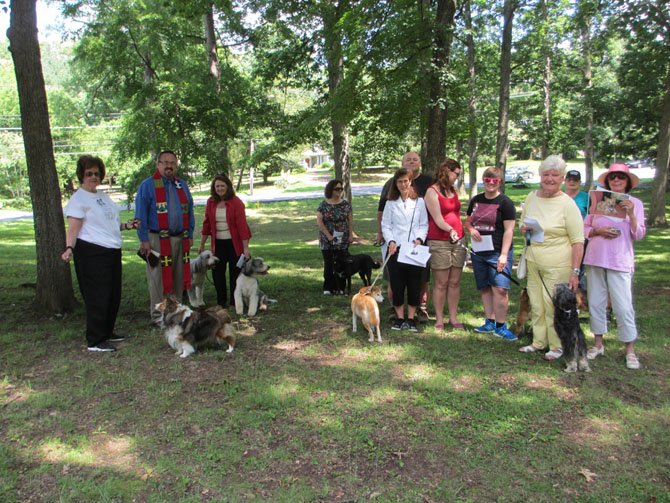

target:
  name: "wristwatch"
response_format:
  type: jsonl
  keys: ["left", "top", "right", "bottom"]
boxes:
{"left": 571, "top": 268, "right": 580, "bottom": 276}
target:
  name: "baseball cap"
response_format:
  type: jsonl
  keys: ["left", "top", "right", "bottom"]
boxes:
{"left": 565, "top": 170, "right": 581, "bottom": 180}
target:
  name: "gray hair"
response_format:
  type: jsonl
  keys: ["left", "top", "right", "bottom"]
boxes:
{"left": 538, "top": 155, "right": 567, "bottom": 176}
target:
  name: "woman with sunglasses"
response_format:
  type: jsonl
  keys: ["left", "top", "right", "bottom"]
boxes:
{"left": 465, "top": 166, "right": 517, "bottom": 340}
{"left": 518, "top": 155, "right": 584, "bottom": 361}
{"left": 583, "top": 164, "right": 646, "bottom": 369}
{"left": 424, "top": 158, "right": 466, "bottom": 330}
{"left": 316, "top": 179, "right": 353, "bottom": 294}
{"left": 61, "top": 156, "right": 139, "bottom": 352}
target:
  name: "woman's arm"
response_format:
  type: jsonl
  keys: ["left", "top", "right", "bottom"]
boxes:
{"left": 316, "top": 211, "right": 333, "bottom": 242}
{"left": 568, "top": 242, "right": 584, "bottom": 291}
{"left": 465, "top": 215, "right": 481, "bottom": 241}
{"left": 61, "top": 217, "right": 83, "bottom": 262}
{"left": 498, "top": 219, "right": 515, "bottom": 271}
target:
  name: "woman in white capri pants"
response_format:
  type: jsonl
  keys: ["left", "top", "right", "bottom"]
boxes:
{"left": 583, "top": 163, "right": 646, "bottom": 369}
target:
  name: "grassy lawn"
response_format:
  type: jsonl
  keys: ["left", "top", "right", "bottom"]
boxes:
{"left": 0, "top": 188, "right": 669, "bottom": 502}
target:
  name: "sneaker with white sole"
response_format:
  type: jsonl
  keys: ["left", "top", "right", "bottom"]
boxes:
{"left": 625, "top": 353, "right": 640, "bottom": 370}
{"left": 493, "top": 323, "right": 518, "bottom": 341}
{"left": 108, "top": 334, "right": 125, "bottom": 342}
{"left": 586, "top": 346, "right": 604, "bottom": 360}
{"left": 392, "top": 318, "right": 404, "bottom": 331}
{"left": 405, "top": 319, "right": 418, "bottom": 332}
{"left": 474, "top": 319, "right": 496, "bottom": 333}
{"left": 88, "top": 341, "right": 116, "bottom": 352}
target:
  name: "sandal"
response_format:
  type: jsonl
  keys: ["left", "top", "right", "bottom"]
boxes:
{"left": 435, "top": 323, "right": 444, "bottom": 330}
{"left": 448, "top": 321, "right": 465, "bottom": 330}
{"left": 519, "top": 345, "right": 539, "bottom": 353}
{"left": 543, "top": 348, "right": 564, "bottom": 361}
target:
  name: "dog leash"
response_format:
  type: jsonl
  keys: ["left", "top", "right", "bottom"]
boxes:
{"left": 455, "top": 239, "right": 521, "bottom": 287}
{"left": 369, "top": 247, "right": 393, "bottom": 289}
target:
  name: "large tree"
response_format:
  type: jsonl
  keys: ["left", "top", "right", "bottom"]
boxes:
{"left": 7, "top": 0, "right": 77, "bottom": 313}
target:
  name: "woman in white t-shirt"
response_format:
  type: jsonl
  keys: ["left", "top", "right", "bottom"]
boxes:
{"left": 61, "top": 156, "right": 138, "bottom": 352}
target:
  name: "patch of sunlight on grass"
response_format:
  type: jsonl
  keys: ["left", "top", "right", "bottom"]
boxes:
{"left": 404, "top": 364, "right": 437, "bottom": 382}
{"left": 1, "top": 378, "right": 34, "bottom": 406}
{"left": 566, "top": 416, "right": 624, "bottom": 448}
{"left": 361, "top": 386, "right": 400, "bottom": 406}
{"left": 39, "top": 435, "right": 142, "bottom": 473}
{"left": 270, "top": 376, "right": 301, "bottom": 399}
{"left": 448, "top": 373, "right": 484, "bottom": 393}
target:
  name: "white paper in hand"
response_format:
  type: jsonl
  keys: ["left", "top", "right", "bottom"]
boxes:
{"left": 471, "top": 235, "right": 494, "bottom": 252}
{"left": 523, "top": 218, "right": 545, "bottom": 243}
{"left": 397, "top": 243, "right": 431, "bottom": 267}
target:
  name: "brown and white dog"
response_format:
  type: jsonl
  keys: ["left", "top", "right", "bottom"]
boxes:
{"left": 234, "top": 257, "right": 276, "bottom": 317}
{"left": 155, "top": 296, "right": 235, "bottom": 357}
{"left": 351, "top": 285, "right": 385, "bottom": 343}
{"left": 187, "top": 250, "right": 219, "bottom": 307}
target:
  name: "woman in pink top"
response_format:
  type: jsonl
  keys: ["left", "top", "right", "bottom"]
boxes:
{"left": 583, "top": 164, "right": 646, "bottom": 370}
{"left": 424, "top": 159, "right": 466, "bottom": 330}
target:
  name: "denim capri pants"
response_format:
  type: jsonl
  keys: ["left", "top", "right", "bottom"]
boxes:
{"left": 471, "top": 249, "right": 514, "bottom": 290}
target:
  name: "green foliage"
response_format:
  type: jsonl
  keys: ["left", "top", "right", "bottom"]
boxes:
{"left": 0, "top": 191, "right": 669, "bottom": 500}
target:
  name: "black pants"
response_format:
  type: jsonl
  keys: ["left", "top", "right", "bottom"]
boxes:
{"left": 321, "top": 248, "right": 347, "bottom": 293}
{"left": 213, "top": 239, "right": 239, "bottom": 306}
{"left": 73, "top": 239, "right": 122, "bottom": 347}
{"left": 387, "top": 252, "right": 422, "bottom": 307}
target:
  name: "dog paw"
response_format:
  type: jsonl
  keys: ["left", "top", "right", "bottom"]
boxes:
{"left": 226, "top": 347, "right": 234, "bottom": 353}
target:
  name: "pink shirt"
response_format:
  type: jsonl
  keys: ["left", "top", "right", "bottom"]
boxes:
{"left": 583, "top": 195, "right": 645, "bottom": 273}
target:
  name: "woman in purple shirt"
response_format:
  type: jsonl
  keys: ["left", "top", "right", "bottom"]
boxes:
{"left": 583, "top": 164, "right": 646, "bottom": 369}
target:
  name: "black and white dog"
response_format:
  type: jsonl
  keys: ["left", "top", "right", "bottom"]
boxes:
{"left": 333, "top": 251, "right": 381, "bottom": 295}
{"left": 234, "top": 257, "right": 276, "bottom": 317}
{"left": 187, "top": 250, "right": 219, "bottom": 307}
{"left": 553, "top": 283, "right": 590, "bottom": 373}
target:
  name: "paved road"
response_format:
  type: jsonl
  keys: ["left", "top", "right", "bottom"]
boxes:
{"left": 0, "top": 185, "right": 384, "bottom": 223}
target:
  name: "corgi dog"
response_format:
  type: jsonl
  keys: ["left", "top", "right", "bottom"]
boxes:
{"left": 351, "top": 285, "right": 385, "bottom": 343}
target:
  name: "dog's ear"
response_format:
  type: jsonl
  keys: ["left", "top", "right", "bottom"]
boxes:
{"left": 243, "top": 259, "right": 254, "bottom": 275}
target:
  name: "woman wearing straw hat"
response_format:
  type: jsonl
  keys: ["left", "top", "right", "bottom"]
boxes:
{"left": 583, "top": 163, "right": 646, "bottom": 369}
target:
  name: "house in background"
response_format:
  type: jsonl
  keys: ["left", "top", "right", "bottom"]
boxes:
{"left": 302, "top": 146, "right": 332, "bottom": 169}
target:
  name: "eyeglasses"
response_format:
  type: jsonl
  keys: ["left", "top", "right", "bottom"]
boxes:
{"left": 333, "top": 187, "right": 343, "bottom": 191}
{"left": 483, "top": 177, "right": 500, "bottom": 184}
{"left": 84, "top": 171, "right": 100, "bottom": 178}
{"left": 608, "top": 172, "right": 628, "bottom": 181}
{"left": 449, "top": 170, "right": 461, "bottom": 176}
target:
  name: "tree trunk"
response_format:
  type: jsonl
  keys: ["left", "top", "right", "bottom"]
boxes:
{"left": 464, "top": 0, "right": 479, "bottom": 199}
{"left": 541, "top": 53, "right": 552, "bottom": 159}
{"left": 648, "top": 61, "right": 670, "bottom": 227}
{"left": 423, "top": 0, "right": 457, "bottom": 176}
{"left": 495, "top": 0, "right": 515, "bottom": 181}
{"left": 323, "top": 3, "right": 352, "bottom": 203}
{"left": 540, "top": 0, "right": 551, "bottom": 159}
{"left": 580, "top": 17, "right": 595, "bottom": 189}
{"left": 7, "top": 0, "right": 77, "bottom": 314}
{"left": 203, "top": 4, "right": 231, "bottom": 176}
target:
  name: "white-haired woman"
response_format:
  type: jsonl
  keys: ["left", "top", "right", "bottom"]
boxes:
{"left": 518, "top": 155, "right": 584, "bottom": 361}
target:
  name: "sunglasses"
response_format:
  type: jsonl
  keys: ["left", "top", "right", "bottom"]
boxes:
{"left": 84, "top": 171, "right": 100, "bottom": 178}
{"left": 607, "top": 172, "right": 628, "bottom": 181}
{"left": 333, "top": 187, "right": 343, "bottom": 191}
{"left": 483, "top": 177, "right": 500, "bottom": 184}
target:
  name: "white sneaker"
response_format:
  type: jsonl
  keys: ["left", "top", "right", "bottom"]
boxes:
{"left": 323, "top": 290, "right": 332, "bottom": 295}
{"left": 587, "top": 346, "right": 604, "bottom": 360}
{"left": 625, "top": 353, "right": 640, "bottom": 370}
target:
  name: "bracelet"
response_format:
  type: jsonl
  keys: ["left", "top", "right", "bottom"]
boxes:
{"left": 571, "top": 268, "right": 580, "bottom": 276}
{"left": 65, "top": 245, "right": 74, "bottom": 252}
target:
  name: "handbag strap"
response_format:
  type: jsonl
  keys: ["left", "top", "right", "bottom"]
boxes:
{"left": 406, "top": 199, "right": 417, "bottom": 242}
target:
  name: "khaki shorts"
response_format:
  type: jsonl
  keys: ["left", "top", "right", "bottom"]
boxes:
{"left": 429, "top": 239, "right": 467, "bottom": 270}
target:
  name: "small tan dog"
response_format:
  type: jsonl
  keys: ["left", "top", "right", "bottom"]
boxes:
{"left": 351, "top": 285, "right": 384, "bottom": 343}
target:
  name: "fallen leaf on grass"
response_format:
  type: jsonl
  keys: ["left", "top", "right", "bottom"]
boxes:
{"left": 579, "top": 468, "right": 597, "bottom": 483}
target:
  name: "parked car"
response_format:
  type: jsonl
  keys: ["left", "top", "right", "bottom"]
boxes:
{"left": 625, "top": 158, "right": 654, "bottom": 169}
{"left": 504, "top": 166, "right": 533, "bottom": 184}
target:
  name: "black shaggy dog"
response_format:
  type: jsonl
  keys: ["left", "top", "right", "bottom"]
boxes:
{"left": 553, "top": 283, "right": 590, "bottom": 373}
{"left": 334, "top": 251, "right": 381, "bottom": 295}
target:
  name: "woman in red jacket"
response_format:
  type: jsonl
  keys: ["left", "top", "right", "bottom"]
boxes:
{"left": 199, "top": 173, "right": 252, "bottom": 307}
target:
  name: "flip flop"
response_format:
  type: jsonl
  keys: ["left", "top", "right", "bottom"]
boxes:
{"left": 518, "top": 345, "right": 539, "bottom": 353}
{"left": 448, "top": 321, "right": 465, "bottom": 329}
